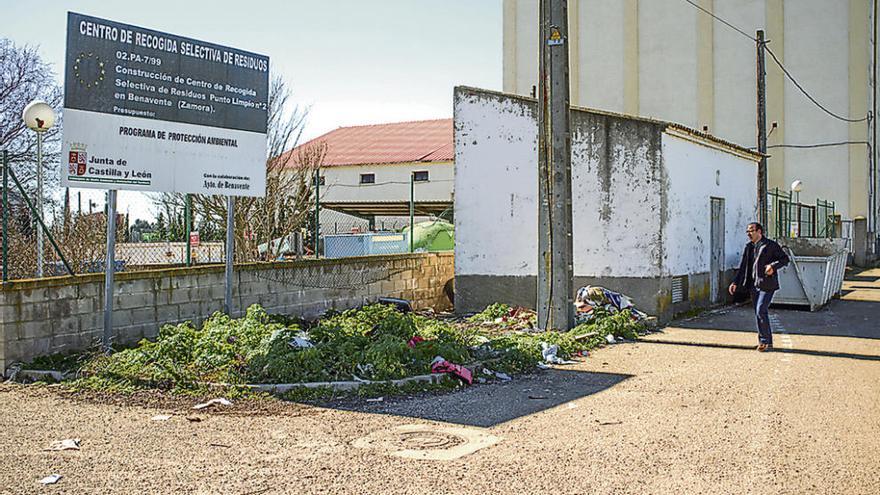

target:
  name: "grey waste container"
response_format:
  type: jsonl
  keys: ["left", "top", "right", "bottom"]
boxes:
{"left": 772, "top": 238, "right": 848, "bottom": 311}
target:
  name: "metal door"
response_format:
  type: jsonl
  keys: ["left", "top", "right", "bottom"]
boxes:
{"left": 710, "top": 198, "right": 725, "bottom": 304}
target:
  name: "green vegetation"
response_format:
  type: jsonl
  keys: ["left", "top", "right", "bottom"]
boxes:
{"left": 57, "top": 302, "right": 647, "bottom": 398}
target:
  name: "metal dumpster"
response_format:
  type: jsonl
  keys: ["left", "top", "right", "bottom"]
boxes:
{"left": 772, "top": 238, "right": 848, "bottom": 311}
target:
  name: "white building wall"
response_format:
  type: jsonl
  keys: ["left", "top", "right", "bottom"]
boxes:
{"left": 637, "top": 0, "right": 699, "bottom": 126}
{"left": 319, "top": 161, "right": 454, "bottom": 203}
{"left": 454, "top": 92, "right": 539, "bottom": 276}
{"left": 713, "top": 0, "right": 764, "bottom": 146}
{"left": 570, "top": 116, "right": 664, "bottom": 278}
{"left": 579, "top": 0, "right": 626, "bottom": 111}
{"left": 454, "top": 88, "right": 758, "bottom": 281}
{"left": 783, "top": 1, "right": 851, "bottom": 209}
{"left": 503, "top": 0, "right": 872, "bottom": 220}
{"left": 662, "top": 133, "right": 759, "bottom": 275}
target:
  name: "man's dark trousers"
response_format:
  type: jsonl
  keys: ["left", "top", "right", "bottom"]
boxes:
{"left": 751, "top": 288, "right": 775, "bottom": 345}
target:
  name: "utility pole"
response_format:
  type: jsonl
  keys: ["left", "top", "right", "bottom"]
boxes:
{"left": 537, "top": 0, "right": 574, "bottom": 331}
{"left": 756, "top": 30, "right": 769, "bottom": 230}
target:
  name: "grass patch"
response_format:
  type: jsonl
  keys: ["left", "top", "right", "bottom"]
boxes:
{"left": 64, "top": 302, "right": 646, "bottom": 398}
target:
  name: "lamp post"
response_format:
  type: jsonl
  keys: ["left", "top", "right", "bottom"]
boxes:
{"left": 791, "top": 179, "right": 804, "bottom": 204}
{"left": 22, "top": 101, "right": 56, "bottom": 278}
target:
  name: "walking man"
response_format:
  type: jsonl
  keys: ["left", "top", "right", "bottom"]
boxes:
{"left": 728, "top": 222, "right": 790, "bottom": 351}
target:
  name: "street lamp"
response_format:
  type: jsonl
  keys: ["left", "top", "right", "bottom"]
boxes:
{"left": 791, "top": 179, "right": 804, "bottom": 204}
{"left": 22, "top": 100, "right": 56, "bottom": 277}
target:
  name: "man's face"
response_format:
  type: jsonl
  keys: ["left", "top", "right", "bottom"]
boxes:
{"left": 746, "top": 225, "right": 762, "bottom": 243}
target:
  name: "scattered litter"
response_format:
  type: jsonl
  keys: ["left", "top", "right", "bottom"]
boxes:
{"left": 39, "top": 474, "right": 62, "bottom": 485}
{"left": 5, "top": 363, "right": 21, "bottom": 382}
{"left": 366, "top": 397, "right": 384, "bottom": 403}
{"left": 209, "top": 443, "right": 231, "bottom": 448}
{"left": 574, "top": 332, "right": 598, "bottom": 341}
{"left": 567, "top": 403, "right": 578, "bottom": 409}
{"left": 185, "top": 416, "right": 202, "bottom": 422}
{"left": 356, "top": 363, "right": 375, "bottom": 378}
{"left": 575, "top": 285, "right": 649, "bottom": 323}
{"left": 480, "top": 368, "right": 512, "bottom": 381}
{"left": 406, "top": 336, "right": 425, "bottom": 348}
{"left": 430, "top": 356, "right": 473, "bottom": 384}
{"left": 476, "top": 377, "right": 487, "bottom": 384}
{"left": 151, "top": 414, "right": 173, "bottom": 422}
{"left": 377, "top": 297, "right": 412, "bottom": 313}
{"left": 528, "top": 395, "right": 548, "bottom": 400}
{"left": 494, "top": 372, "right": 512, "bottom": 381}
{"left": 536, "top": 363, "right": 551, "bottom": 370}
{"left": 598, "top": 421, "right": 623, "bottom": 426}
{"left": 605, "top": 334, "right": 616, "bottom": 344}
{"left": 540, "top": 342, "right": 577, "bottom": 365}
{"left": 193, "top": 398, "right": 232, "bottom": 410}
{"left": 46, "top": 439, "right": 80, "bottom": 451}
{"left": 288, "top": 336, "right": 314, "bottom": 349}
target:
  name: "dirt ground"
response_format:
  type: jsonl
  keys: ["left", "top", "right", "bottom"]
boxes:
{"left": 1, "top": 269, "right": 879, "bottom": 495}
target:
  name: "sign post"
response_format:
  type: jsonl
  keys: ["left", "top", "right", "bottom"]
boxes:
{"left": 62, "top": 12, "right": 268, "bottom": 348}
{"left": 103, "top": 189, "right": 117, "bottom": 350}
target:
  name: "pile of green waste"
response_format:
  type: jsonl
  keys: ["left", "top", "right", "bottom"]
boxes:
{"left": 72, "top": 302, "right": 647, "bottom": 395}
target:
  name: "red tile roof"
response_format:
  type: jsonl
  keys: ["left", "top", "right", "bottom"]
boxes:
{"left": 282, "top": 118, "right": 453, "bottom": 168}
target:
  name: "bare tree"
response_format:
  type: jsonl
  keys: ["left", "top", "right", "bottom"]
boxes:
{"left": 0, "top": 38, "right": 63, "bottom": 196}
{"left": 155, "top": 74, "right": 325, "bottom": 261}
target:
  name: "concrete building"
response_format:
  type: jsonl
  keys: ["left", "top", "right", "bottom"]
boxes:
{"left": 454, "top": 87, "right": 761, "bottom": 320}
{"left": 503, "top": 0, "right": 878, "bottom": 237}
{"left": 284, "top": 119, "right": 454, "bottom": 226}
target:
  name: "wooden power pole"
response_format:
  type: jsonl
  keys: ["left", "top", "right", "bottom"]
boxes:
{"left": 756, "top": 30, "right": 769, "bottom": 229}
{"left": 537, "top": 0, "right": 574, "bottom": 331}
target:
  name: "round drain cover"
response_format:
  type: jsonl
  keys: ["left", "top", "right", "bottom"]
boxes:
{"left": 394, "top": 431, "right": 465, "bottom": 450}
{"left": 352, "top": 424, "right": 501, "bottom": 461}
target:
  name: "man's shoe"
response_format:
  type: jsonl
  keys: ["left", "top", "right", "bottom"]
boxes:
{"left": 756, "top": 344, "right": 772, "bottom": 352}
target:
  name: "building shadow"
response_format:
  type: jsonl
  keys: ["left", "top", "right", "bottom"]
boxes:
{"left": 638, "top": 339, "right": 880, "bottom": 362}
{"left": 323, "top": 368, "right": 632, "bottom": 428}
{"left": 674, "top": 299, "right": 880, "bottom": 340}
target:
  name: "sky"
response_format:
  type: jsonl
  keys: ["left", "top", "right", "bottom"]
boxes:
{"left": 2, "top": 0, "right": 502, "bottom": 221}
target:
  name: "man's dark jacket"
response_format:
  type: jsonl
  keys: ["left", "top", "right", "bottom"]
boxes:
{"left": 734, "top": 237, "right": 791, "bottom": 292}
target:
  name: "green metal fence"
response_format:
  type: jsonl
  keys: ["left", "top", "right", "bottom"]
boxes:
{"left": 767, "top": 187, "right": 836, "bottom": 240}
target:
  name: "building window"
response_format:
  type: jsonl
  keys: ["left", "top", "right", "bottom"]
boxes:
{"left": 413, "top": 170, "right": 429, "bottom": 182}
{"left": 360, "top": 173, "right": 375, "bottom": 184}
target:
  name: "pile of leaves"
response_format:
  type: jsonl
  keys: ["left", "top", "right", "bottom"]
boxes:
{"left": 72, "top": 302, "right": 647, "bottom": 394}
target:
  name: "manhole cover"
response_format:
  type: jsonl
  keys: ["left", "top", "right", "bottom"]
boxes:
{"left": 394, "top": 431, "right": 466, "bottom": 450}
{"left": 353, "top": 424, "right": 501, "bottom": 461}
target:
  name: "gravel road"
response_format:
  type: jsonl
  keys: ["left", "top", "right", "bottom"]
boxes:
{"left": 2, "top": 293, "right": 878, "bottom": 494}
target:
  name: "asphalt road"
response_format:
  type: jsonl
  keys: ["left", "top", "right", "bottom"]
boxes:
{"left": 1, "top": 270, "right": 878, "bottom": 494}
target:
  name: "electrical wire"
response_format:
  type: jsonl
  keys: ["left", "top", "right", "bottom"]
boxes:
{"left": 681, "top": 0, "right": 871, "bottom": 124}
{"left": 681, "top": 0, "right": 756, "bottom": 42}
{"left": 764, "top": 46, "right": 871, "bottom": 123}
{"left": 326, "top": 179, "right": 454, "bottom": 188}
{"left": 767, "top": 140, "right": 870, "bottom": 149}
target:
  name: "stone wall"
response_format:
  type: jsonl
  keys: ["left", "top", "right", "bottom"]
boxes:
{"left": 0, "top": 252, "right": 453, "bottom": 373}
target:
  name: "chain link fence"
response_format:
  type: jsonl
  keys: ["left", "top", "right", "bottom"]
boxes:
{"left": 2, "top": 188, "right": 453, "bottom": 281}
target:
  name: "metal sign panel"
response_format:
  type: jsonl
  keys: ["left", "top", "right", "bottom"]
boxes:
{"left": 62, "top": 12, "right": 268, "bottom": 196}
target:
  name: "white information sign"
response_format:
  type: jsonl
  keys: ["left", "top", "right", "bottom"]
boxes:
{"left": 62, "top": 12, "right": 268, "bottom": 196}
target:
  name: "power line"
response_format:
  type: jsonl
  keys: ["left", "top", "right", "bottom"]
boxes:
{"left": 767, "top": 140, "right": 870, "bottom": 150}
{"left": 764, "top": 46, "right": 870, "bottom": 123}
{"left": 681, "top": 0, "right": 871, "bottom": 124}
{"left": 325, "top": 179, "right": 454, "bottom": 188}
{"left": 681, "top": 0, "right": 756, "bottom": 42}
